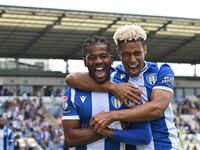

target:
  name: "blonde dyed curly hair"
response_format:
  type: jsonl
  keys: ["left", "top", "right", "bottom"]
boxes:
{"left": 113, "top": 24, "right": 147, "bottom": 45}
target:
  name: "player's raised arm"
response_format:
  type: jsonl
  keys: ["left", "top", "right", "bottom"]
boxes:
{"left": 66, "top": 73, "right": 141, "bottom": 105}
{"left": 65, "top": 72, "right": 111, "bottom": 92}
{"left": 90, "top": 89, "right": 172, "bottom": 131}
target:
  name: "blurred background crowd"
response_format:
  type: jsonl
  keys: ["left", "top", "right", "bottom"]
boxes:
{"left": 1, "top": 96, "right": 64, "bottom": 150}
{"left": 0, "top": 94, "right": 200, "bottom": 150}
{"left": 173, "top": 97, "right": 200, "bottom": 150}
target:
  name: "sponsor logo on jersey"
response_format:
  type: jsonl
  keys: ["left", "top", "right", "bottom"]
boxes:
{"left": 111, "top": 96, "right": 122, "bottom": 109}
{"left": 80, "top": 96, "right": 86, "bottom": 103}
{"left": 146, "top": 73, "right": 157, "bottom": 85}
{"left": 162, "top": 75, "right": 174, "bottom": 85}
{"left": 128, "top": 96, "right": 146, "bottom": 107}
{"left": 62, "top": 95, "right": 68, "bottom": 110}
{"left": 128, "top": 100, "right": 137, "bottom": 107}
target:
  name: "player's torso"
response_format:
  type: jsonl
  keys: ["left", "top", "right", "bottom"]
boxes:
{"left": 113, "top": 62, "right": 180, "bottom": 150}
{"left": 73, "top": 89, "right": 126, "bottom": 150}
{"left": 72, "top": 90, "right": 125, "bottom": 124}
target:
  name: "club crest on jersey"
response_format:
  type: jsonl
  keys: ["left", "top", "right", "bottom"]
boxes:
{"left": 80, "top": 96, "right": 86, "bottom": 103}
{"left": 111, "top": 96, "right": 122, "bottom": 109}
{"left": 63, "top": 95, "right": 68, "bottom": 101}
{"left": 146, "top": 73, "right": 157, "bottom": 85}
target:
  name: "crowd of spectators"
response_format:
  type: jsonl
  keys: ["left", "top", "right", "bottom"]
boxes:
{"left": 0, "top": 86, "right": 64, "bottom": 97}
{"left": 2, "top": 97, "right": 65, "bottom": 150}
{"left": 0, "top": 93, "right": 200, "bottom": 150}
{"left": 173, "top": 97, "right": 200, "bottom": 150}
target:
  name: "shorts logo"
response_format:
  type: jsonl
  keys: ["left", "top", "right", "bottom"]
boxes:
{"left": 111, "top": 96, "right": 122, "bottom": 109}
{"left": 146, "top": 73, "right": 157, "bottom": 85}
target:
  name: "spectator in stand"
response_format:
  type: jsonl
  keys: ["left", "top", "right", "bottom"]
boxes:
{"left": 0, "top": 102, "right": 14, "bottom": 150}
{"left": 2, "top": 98, "right": 65, "bottom": 149}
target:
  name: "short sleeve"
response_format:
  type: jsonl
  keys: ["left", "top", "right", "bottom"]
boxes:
{"left": 153, "top": 64, "right": 175, "bottom": 93}
{"left": 62, "top": 87, "right": 80, "bottom": 120}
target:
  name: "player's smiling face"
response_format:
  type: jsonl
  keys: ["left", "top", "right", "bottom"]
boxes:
{"left": 118, "top": 41, "right": 147, "bottom": 77}
{"left": 84, "top": 43, "right": 113, "bottom": 83}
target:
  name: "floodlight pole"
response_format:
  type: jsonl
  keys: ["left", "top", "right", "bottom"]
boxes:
{"left": 15, "top": 58, "right": 19, "bottom": 70}
{"left": 194, "top": 64, "right": 197, "bottom": 77}
{"left": 65, "top": 59, "right": 69, "bottom": 74}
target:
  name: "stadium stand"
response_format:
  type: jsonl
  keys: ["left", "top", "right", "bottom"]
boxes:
{"left": 2, "top": 97, "right": 65, "bottom": 150}
{"left": 173, "top": 96, "right": 200, "bottom": 150}
{"left": 0, "top": 5, "right": 200, "bottom": 64}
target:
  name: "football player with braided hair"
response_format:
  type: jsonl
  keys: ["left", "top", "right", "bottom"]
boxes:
{"left": 66, "top": 24, "right": 180, "bottom": 150}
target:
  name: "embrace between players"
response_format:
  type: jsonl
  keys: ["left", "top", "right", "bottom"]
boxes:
{"left": 62, "top": 24, "right": 180, "bottom": 150}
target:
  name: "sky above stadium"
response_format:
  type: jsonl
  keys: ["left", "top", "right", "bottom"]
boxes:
{"left": 1, "top": 0, "right": 200, "bottom": 75}
{"left": 1, "top": 0, "right": 200, "bottom": 19}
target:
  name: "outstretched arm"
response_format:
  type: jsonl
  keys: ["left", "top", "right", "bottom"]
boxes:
{"left": 66, "top": 72, "right": 141, "bottom": 105}
{"left": 113, "top": 89, "right": 172, "bottom": 121}
{"left": 97, "top": 121, "right": 151, "bottom": 145}
{"left": 66, "top": 72, "right": 111, "bottom": 91}
{"left": 62, "top": 120, "right": 103, "bottom": 147}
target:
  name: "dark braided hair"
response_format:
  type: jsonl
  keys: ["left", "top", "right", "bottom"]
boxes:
{"left": 82, "top": 36, "right": 111, "bottom": 58}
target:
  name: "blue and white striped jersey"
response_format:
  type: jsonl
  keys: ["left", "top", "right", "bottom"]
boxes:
{"left": 0, "top": 126, "right": 14, "bottom": 150}
{"left": 62, "top": 81, "right": 152, "bottom": 149}
{"left": 62, "top": 89, "right": 126, "bottom": 150}
{"left": 113, "top": 61, "right": 180, "bottom": 150}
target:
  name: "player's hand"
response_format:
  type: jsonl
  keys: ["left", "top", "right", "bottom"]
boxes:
{"left": 96, "top": 128, "right": 114, "bottom": 137}
{"left": 90, "top": 111, "right": 113, "bottom": 133}
{"left": 110, "top": 83, "right": 141, "bottom": 107}
{"left": 121, "top": 121, "right": 129, "bottom": 130}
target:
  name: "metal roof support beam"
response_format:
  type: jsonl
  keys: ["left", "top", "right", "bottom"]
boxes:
{"left": 14, "top": 13, "right": 65, "bottom": 58}
{"left": 95, "top": 16, "right": 121, "bottom": 35}
{"left": 0, "top": 9, "right": 5, "bottom": 17}
{"left": 153, "top": 34, "right": 199, "bottom": 61}
{"left": 64, "top": 16, "right": 122, "bottom": 60}
{"left": 194, "top": 64, "right": 197, "bottom": 77}
{"left": 148, "top": 20, "right": 172, "bottom": 38}
{"left": 0, "top": 10, "right": 6, "bottom": 47}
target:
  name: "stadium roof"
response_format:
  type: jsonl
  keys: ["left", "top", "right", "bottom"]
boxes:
{"left": 0, "top": 5, "right": 200, "bottom": 64}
